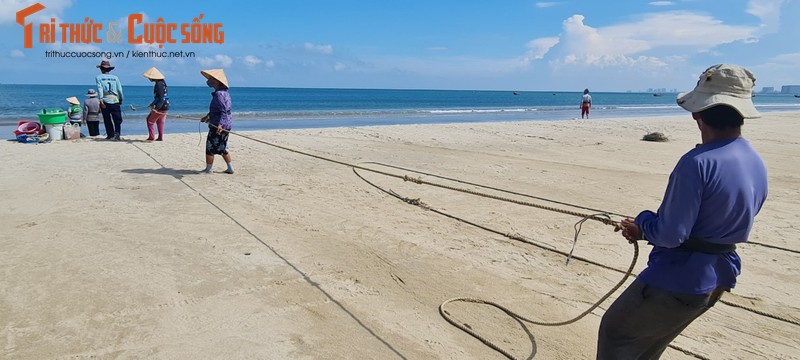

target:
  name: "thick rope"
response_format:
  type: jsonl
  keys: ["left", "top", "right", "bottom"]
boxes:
{"left": 361, "top": 161, "right": 630, "bottom": 218}
{"left": 352, "top": 163, "right": 800, "bottom": 327}
{"left": 361, "top": 162, "right": 799, "bottom": 255}
{"left": 352, "top": 168, "right": 715, "bottom": 360}
{"left": 179, "top": 115, "right": 797, "bottom": 328}
{"left": 137, "top": 111, "right": 798, "bottom": 350}
{"left": 163, "top": 112, "right": 623, "bottom": 230}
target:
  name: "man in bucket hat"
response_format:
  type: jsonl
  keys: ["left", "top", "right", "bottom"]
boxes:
{"left": 597, "top": 64, "right": 768, "bottom": 359}
{"left": 95, "top": 59, "right": 125, "bottom": 140}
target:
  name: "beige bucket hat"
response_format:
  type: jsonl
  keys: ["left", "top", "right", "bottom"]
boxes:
{"left": 142, "top": 67, "right": 165, "bottom": 80}
{"left": 201, "top": 69, "right": 229, "bottom": 88}
{"left": 66, "top": 96, "right": 80, "bottom": 105}
{"left": 676, "top": 64, "right": 760, "bottom": 119}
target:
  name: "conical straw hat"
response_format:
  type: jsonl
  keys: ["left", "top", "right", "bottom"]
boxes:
{"left": 201, "top": 69, "right": 229, "bottom": 88}
{"left": 142, "top": 67, "right": 164, "bottom": 80}
{"left": 66, "top": 96, "right": 80, "bottom": 105}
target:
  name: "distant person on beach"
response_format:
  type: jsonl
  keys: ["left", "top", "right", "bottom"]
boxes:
{"left": 580, "top": 88, "right": 592, "bottom": 119}
{"left": 95, "top": 60, "right": 124, "bottom": 140}
{"left": 66, "top": 96, "right": 82, "bottom": 123}
{"left": 83, "top": 89, "right": 101, "bottom": 137}
{"left": 597, "top": 64, "right": 768, "bottom": 359}
{"left": 199, "top": 69, "right": 234, "bottom": 174}
{"left": 142, "top": 67, "right": 170, "bottom": 141}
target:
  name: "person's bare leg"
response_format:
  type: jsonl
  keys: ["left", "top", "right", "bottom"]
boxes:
{"left": 222, "top": 153, "right": 234, "bottom": 174}
{"left": 201, "top": 154, "right": 214, "bottom": 173}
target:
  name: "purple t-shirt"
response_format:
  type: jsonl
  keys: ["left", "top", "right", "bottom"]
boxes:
{"left": 636, "top": 138, "right": 768, "bottom": 294}
{"left": 208, "top": 89, "right": 232, "bottom": 130}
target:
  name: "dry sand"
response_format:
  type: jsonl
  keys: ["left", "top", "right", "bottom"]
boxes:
{"left": 1, "top": 112, "right": 798, "bottom": 359}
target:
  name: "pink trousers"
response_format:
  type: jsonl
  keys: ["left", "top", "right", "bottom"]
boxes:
{"left": 146, "top": 110, "right": 167, "bottom": 140}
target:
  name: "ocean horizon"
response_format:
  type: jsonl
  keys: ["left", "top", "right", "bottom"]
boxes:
{"left": 2, "top": 84, "right": 799, "bottom": 137}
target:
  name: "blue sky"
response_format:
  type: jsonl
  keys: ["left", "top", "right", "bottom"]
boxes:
{"left": 1, "top": 0, "right": 798, "bottom": 91}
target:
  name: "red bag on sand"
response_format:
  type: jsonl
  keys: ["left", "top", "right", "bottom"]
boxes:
{"left": 13, "top": 121, "right": 44, "bottom": 136}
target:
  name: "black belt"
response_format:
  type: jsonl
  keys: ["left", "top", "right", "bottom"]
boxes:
{"left": 679, "top": 237, "right": 737, "bottom": 254}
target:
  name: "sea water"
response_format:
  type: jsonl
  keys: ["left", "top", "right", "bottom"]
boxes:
{"left": 2, "top": 84, "right": 798, "bottom": 136}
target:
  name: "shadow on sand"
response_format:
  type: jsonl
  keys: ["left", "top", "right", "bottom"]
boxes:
{"left": 122, "top": 167, "right": 199, "bottom": 180}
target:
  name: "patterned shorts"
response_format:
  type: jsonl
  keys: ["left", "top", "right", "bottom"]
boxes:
{"left": 206, "top": 128, "right": 229, "bottom": 155}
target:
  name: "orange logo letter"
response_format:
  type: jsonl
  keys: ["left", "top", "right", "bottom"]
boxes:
{"left": 16, "top": 3, "right": 46, "bottom": 48}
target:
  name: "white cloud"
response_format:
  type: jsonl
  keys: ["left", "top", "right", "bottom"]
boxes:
{"left": 45, "top": 42, "right": 103, "bottom": 53}
{"left": 535, "top": 2, "right": 561, "bottom": 8}
{"left": 603, "top": 12, "right": 755, "bottom": 47}
{"left": 521, "top": 37, "right": 559, "bottom": 65}
{"left": 648, "top": 1, "right": 675, "bottom": 6}
{"left": 265, "top": 60, "right": 276, "bottom": 70}
{"left": 0, "top": 0, "right": 72, "bottom": 25}
{"left": 131, "top": 43, "right": 166, "bottom": 62}
{"left": 217, "top": 55, "right": 234, "bottom": 67}
{"left": 746, "top": 0, "right": 786, "bottom": 33}
{"left": 535, "top": 13, "right": 757, "bottom": 70}
{"left": 134, "top": 42, "right": 160, "bottom": 51}
{"left": 197, "top": 54, "right": 233, "bottom": 67}
{"left": 334, "top": 62, "right": 346, "bottom": 71}
{"left": 243, "top": 55, "right": 262, "bottom": 68}
{"left": 10, "top": 49, "right": 24, "bottom": 58}
{"left": 62, "top": 43, "right": 102, "bottom": 52}
{"left": 304, "top": 42, "right": 333, "bottom": 54}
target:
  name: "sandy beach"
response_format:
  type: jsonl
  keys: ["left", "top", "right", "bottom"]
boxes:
{"left": 1, "top": 112, "right": 798, "bottom": 359}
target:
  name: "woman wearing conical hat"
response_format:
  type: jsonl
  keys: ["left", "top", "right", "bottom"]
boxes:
{"left": 66, "top": 96, "right": 82, "bottom": 122}
{"left": 199, "top": 69, "right": 234, "bottom": 174}
{"left": 142, "top": 67, "right": 170, "bottom": 141}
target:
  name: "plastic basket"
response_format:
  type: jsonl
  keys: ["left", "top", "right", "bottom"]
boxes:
{"left": 37, "top": 108, "right": 67, "bottom": 125}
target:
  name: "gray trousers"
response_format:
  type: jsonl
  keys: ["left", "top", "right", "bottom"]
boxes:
{"left": 596, "top": 280, "right": 723, "bottom": 360}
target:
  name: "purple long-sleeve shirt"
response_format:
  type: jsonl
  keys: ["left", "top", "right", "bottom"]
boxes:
{"left": 208, "top": 89, "right": 232, "bottom": 130}
{"left": 635, "top": 137, "right": 767, "bottom": 294}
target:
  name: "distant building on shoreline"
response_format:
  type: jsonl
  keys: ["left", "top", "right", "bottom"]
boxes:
{"left": 646, "top": 88, "right": 677, "bottom": 93}
{"left": 781, "top": 85, "right": 800, "bottom": 94}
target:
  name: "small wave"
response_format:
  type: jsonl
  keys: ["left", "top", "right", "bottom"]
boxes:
{"left": 755, "top": 103, "right": 800, "bottom": 108}
{"left": 427, "top": 108, "right": 536, "bottom": 114}
{"left": 615, "top": 105, "right": 681, "bottom": 110}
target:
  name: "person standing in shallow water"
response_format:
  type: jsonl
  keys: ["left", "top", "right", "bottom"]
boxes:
{"left": 95, "top": 60, "right": 124, "bottom": 140}
{"left": 596, "top": 64, "right": 768, "bottom": 359}
{"left": 580, "top": 88, "right": 592, "bottom": 119}
{"left": 142, "top": 67, "right": 170, "bottom": 141}
{"left": 199, "top": 69, "right": 234, "bottom": 174}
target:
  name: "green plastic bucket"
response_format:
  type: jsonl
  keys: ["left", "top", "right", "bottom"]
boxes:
{"left": 37, "top": 108, "right": 67, "bottom": 125}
